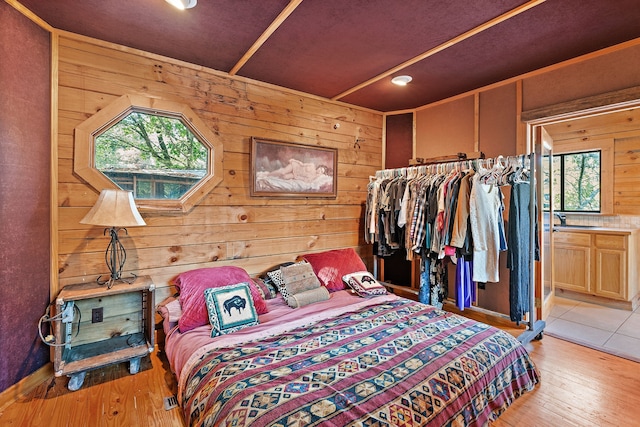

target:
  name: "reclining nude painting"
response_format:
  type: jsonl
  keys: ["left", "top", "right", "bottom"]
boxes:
{"left": 250, "top": 137, "right": 337, "bottom": 198}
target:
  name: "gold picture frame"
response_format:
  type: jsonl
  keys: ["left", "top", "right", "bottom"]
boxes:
{"left": 250, "top": 137, "right": 337, "bottom": 198}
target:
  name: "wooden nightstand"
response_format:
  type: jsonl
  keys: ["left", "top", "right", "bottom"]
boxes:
{"left": 53, "top": 275, "right": 155, "bottom": 390}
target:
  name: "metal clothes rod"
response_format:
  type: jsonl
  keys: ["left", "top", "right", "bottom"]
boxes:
{"left": 376, "top": 153, "right": 489, "bottom": 179}
{"left": 409, "top": 151, "right": 485, "bottom": 166}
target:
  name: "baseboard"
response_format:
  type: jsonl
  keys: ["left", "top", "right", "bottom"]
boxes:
{"left": 0, "top": 364, "right": 52, "bottom": 412}
{"left": 444, "top": 300, "right": 526, "bottom": 330}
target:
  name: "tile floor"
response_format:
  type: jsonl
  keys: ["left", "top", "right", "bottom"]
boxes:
{"left": 545, "top": 296, "right": 640, "bottom": 362}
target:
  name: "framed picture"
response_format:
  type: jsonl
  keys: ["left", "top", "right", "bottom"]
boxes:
{"left": 250, "top": 137, "right": 338, "bottom": 198}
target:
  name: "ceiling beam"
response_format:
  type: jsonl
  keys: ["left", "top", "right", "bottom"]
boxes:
{"left": 332, "top": 0, "right": 547, "bottom": 101}
{"left": 229, "top": 0, "right": 304, "bottom": 76}
{"left": 6, "top": 0, "right": 55, "bottom": 31}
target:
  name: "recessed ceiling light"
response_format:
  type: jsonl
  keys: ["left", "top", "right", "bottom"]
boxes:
{"left": 391, "top": 75, "right": 412, "bottom": 86}
{"left": 165, "top": 0, "right": 197, "bottom": 10}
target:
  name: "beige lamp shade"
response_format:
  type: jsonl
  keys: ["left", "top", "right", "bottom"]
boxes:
{"left": 80, "top": 189, "right": 146, "bottom": 227}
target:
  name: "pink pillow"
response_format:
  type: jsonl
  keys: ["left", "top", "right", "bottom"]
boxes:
{"left": 156, "top": 296, "right": 182, "bottom": 335}
{"left": 174, "top": 266, "right": 267, "bottom": 333}
{"left": 302, "top": 248, "right": 367, "bottom": 291}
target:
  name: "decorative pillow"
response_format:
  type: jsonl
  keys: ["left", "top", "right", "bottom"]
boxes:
{"left": 276, "top": 281, "right": 290, "bottom": 300}
{"left": 303, "top": 248, "right": 367, "bottom": 291}
{"left": 261, "top": 273, "right": 276, "bottom": 288}
{"left": 343, "top": 271, "right": 388, "bottom": 297}
{"left": 266, "top": 269, "right": 284, "bottom": 288}
{"left": 252, "top": 278, "right": 277, "bottom": 300}
{"left": 287, "top": 286, "right": 330, "bottom": 308}
{"left": 156, "top": 296, "right": 183, "bottom": 335}
{"left": 263, "top": 279, "right": 278, "bottom": 297}
{"left": 281, "top": 262, "right": 320, "bottom": 295}
{"left": 204, "top": 283, "right": 259, "bottom": 337}
{"left": 265, "top": 262, "right": 295, "bottom": 288}
{"left": 279, "top": 262, "right": 322, "bottom": 307}
{"left": 157, "top": 297, "right": 183, "bottom": 323}
{"left": 173, "top": 266, "right": 267, "bottom": 333}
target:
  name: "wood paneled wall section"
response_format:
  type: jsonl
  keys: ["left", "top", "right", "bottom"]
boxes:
{"left": 415, "top": 96, "right": 475, "bottom": 159}
{"left": 56, "top": 35, "right": 383, "bottom": 300}
{"left": 414, "top": 86, "right": 519, "bottom": 316}
{"left": 544, "top": 108, "right": 640, "bottom": 215}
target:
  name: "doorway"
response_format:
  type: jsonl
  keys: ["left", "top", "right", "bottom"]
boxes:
{"left": 526, "top": 100, "right": 640, "bottom": 361}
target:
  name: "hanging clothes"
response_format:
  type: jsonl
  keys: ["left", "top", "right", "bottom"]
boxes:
{"left": 507, "top": 180, "right": 539, "bottom": 322}
{"left": 428, "top": 256, "right": 447, "bottom": 308}
{"left": 367, "top": 155, "right": 535, "bottom": 312}
{"left": 469, "top": 172, "right": 506, "bottom": 283}
{"left": 368, "top": 154, "right": 541, "bottom": 338}
{"left": 455, "top": 256, "right": 475, "bottom": 310}
{"left": 450, "top": 170, "right": 474, "bottom": 256}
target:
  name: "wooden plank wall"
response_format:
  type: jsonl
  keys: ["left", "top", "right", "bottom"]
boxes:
{"left": 544, "top": 108, "right": 640, "bottom": 215}
{"left": 56, "top": 34, "right": 383, "bottom": 301}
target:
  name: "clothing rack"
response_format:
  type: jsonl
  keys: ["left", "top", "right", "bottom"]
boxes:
{"left": 371, "top": 153, "right": 545, "bottom": 345}
{"left": 518, "top": 152, "right": 546, "bottom": 345}
{"left": 409, "top": 151, "right": 485, "bottom": 166}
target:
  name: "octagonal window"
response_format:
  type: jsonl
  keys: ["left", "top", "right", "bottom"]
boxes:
{"left": 95, "top": 111, "right": 208, "bottom": 200}
{"left": 75, "top": 95, "right": 223, "bottom": 212}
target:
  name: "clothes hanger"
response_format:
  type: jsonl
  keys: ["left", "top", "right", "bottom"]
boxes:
{"left": 498, "top": 156, "right": 516, "bottom": 186}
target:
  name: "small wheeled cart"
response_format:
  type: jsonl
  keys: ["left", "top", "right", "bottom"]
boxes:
{"left": 52, "top": 276, "right": 155, "bottom": 390}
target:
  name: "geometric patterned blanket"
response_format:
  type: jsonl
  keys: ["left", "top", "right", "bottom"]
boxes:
{"left": 182, "top": 299, "right": 539, "bottom": 426}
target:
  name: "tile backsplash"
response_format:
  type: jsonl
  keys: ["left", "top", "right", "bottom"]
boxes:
{"left": 557, "top": 214, "right": 640, "bottom": 229}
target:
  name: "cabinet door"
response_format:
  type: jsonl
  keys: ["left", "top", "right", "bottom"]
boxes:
{"left": 554, "top": 243, "right": 591, "bottom": 293}
{"left": 593, "top": 234, "right": 627, "bottom": 300}
{"left": 594, "top": 248, "right": 626, "bottom": 300}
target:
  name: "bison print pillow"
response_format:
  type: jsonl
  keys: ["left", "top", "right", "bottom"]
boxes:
{"left": 204, "top": 282, "right": 259, "bottom": 337}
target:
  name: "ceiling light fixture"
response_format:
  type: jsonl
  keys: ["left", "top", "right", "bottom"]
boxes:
{"left": 391, "top": 75, "right": 412, "bottom": 86}
{"left": 165, "top": 0, "right": 197, "bottom": 10}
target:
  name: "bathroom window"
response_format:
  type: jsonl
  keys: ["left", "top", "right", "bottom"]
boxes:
{"left": 552, "top": 150, "right": 601, "bottom": 212}
{"left": 546, "top": 138, "right": 613, "bottom": 215}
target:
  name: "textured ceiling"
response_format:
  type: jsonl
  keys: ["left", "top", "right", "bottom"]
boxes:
{"left": 16, "top": 0, "right": 640, "bottom": 112}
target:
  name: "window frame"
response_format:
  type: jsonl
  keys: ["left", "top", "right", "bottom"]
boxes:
{"left": 74, "top": 94, "right": 223, "bottom": 213}
{"left": 554, "top": 149, "right": 602, "bottom": 213}
{"left": 552, "top": 138, "right": 613, "bottom": 215}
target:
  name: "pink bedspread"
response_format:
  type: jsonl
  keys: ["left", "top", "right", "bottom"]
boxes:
{"left": 166, "top": 291, "right": 539, "bottom": 426}
{"left": 166, "top": 290, "right": 396, "bottom": 381}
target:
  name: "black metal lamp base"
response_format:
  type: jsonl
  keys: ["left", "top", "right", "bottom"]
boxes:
{"left": 96, "top": 227, "right": 136, "bottom": 289}
{"left": 97, "top": 273, "right": 138, "bottom": 289}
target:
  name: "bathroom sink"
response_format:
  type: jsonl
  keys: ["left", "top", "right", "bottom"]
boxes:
{"left": 553, "top": 224, "right": 599, "bottom": 231}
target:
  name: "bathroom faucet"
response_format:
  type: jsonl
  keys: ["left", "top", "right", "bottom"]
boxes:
{"left": 554, "top": 212, "right": 567, "bottom": 226}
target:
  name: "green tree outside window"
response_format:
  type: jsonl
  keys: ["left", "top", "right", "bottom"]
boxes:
{"left": 550, "top": 150, "right": 601, "bottom": 212}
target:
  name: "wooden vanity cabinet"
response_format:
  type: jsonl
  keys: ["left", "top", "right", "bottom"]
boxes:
{"left": 553, "top": 228, "right": 639, "bottom": 306}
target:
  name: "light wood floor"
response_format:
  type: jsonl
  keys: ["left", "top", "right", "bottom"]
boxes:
{"left": 1, "top": 327, "right": 639, "bottom": 426}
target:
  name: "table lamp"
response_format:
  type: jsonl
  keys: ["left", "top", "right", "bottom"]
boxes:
{"left": 80, "top": 189, "right": 146, "bottom": 288}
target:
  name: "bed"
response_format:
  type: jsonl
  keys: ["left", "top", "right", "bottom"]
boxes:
{"left": 161, "top": 250, "right": 539, "bottom": 427}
